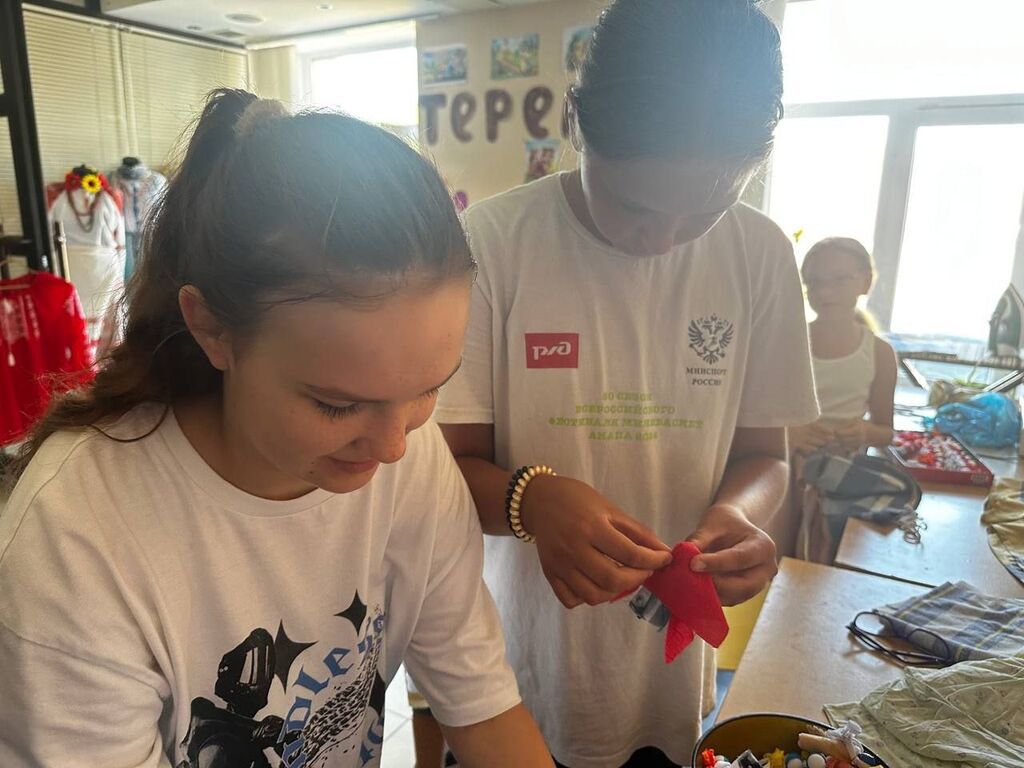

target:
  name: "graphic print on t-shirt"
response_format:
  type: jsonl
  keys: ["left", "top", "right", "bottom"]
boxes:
{"left": 179, "top": 593, "right": 386, "bottom": 768}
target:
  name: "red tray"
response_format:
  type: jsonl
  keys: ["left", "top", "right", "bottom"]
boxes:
{"left": 889, "top": 430, "right": 994, "bottom": 488}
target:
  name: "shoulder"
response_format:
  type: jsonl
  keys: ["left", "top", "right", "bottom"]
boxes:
{"left": 719, "top": 203, "right": 794, "bottom": 258}
{"left": 463, "top": 175, "right": 562, "bottom": 245}
{"left": 1, "top": 406, "right": 170, "bottom": 558}
{"left": 873, "top": 334, "right": 898, "bottom": 369}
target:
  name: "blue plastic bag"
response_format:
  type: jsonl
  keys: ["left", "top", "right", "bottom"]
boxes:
{"left": 931, "top": 392, "right": 1022, "bottom": 449}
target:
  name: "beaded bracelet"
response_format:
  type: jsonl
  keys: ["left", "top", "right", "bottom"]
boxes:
{"left": 505, "top": 464, "right": 556, "bottom": 543}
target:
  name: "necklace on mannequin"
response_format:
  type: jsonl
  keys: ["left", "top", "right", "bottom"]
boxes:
{"left": 63, "top": 167, "right": 110, "bottom": 234}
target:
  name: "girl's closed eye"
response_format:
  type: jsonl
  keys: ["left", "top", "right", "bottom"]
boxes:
{"left": 314, "top": 387, "right": 441, "bottom": 420}
{"left": 314, "top": 399, "right": 362, "bottom": 419}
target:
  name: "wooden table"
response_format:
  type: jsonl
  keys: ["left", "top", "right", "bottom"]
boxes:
{"left": 717, "top": 558, "right": 926, "bottom": 723}
{"left": 834, "top": 476, "right": 1024, "bottom": 600}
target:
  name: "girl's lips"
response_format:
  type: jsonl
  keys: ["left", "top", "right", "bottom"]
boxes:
{"left": 329, "top": 457, "right": 379, "bottom": 474}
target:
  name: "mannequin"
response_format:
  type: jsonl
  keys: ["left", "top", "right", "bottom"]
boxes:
{"left": 112, "top": 156, "right": 167, "bottom": 278}
{"left": 48, "top": 164, "right": 126, "bottom": 359}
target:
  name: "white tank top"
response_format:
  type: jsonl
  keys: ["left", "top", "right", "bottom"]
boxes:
{"left": 812, "top": 326, "right": 876, "bottom": 421}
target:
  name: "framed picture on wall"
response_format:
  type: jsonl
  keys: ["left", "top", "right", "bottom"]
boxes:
{"left": 563, "top": 25, "right": 595, "bottom": 73}
{"left": 491, "top": 34, "right": 540, "bottom": 80}
{"left": 421, "top": 44, "right": 468, "bottom": 87}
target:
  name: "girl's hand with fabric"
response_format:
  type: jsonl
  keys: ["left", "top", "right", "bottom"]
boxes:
{"left": 788, "top": 421, "right": 835, "bottom": 455}
{"left": 686, "top": 503, "right": 778, "bottom": 606}
{"left": 833, "top": 418, "right": 869, "bottom": 450}
{"left": 520, "top": 475, "right": 674, "bottom": 609}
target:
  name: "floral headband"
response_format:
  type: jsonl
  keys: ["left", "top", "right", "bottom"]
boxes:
{"left": 64, "top": 167, "right": 111, "bottom": 196}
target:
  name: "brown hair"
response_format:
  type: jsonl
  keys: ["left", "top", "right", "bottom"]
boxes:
{"left": 572, "top": 0, "right": 783, "bottom": 163}
{"left": 5, "top": 89, "right": 473, "bottom": 487}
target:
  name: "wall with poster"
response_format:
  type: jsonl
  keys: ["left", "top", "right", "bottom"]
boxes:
{"left": 416, "top": 0, "right": 602, "bottom": 207}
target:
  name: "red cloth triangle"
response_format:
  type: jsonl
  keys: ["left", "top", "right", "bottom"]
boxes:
{"left": 630, "top": 541, "right": 730, "bottom": 663}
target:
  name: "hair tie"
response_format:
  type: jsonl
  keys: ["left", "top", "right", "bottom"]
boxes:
{"left": 235, "top": 98, "right": 289, "bottom": 139}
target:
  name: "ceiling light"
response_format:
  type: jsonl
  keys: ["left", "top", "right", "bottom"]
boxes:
{"left": 224, "top": 12, "right": 265, "bottom": 25}
{"left": 186, "top": 24, "right": 202, "bottom": 31}
{"left": 317, "top": 3, "right": 334, "bottom": 9}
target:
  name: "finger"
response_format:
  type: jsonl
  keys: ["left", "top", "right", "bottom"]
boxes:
{"left": 577, "top": 547, "right": 653, "bottom": 594}
{"left": 711, "top": 563, "right": 777, "bottom": 606}
{"left": 594, "top": 523, "right": 673, "bottom": 571}
{"left": 565, "top": 568, "right": 619, "bottom": 606}
{"left": 691, "top": 536, "right": 775, "bottom": 574}
{"left": 609, "top": 515, "right": 673, "bottom": 554}
{"left": 549, "top": 577, "right": 584, "bottom": 609}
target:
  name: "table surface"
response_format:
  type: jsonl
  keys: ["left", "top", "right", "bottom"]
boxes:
{"left": 717, "top": 558, "right": 926, "bottom": 723}
{"left": 834, "top": 467, "right": 1024, "bottom": 599}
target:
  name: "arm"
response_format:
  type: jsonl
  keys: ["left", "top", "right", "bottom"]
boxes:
{"left": 866, "top": 337, "right": 897, "bottom": 445}
{"left": 442, "top": 703, "right": 554, "bottom": 768}
{"left": 687, "top": 427, "right": 786, "bottom": 605}
{"left": 440, "top": 423, "right": 672, "bottom": 609}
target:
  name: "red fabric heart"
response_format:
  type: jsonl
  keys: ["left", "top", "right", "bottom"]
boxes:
{"left": 625, "top": 541, "right": 729, "bottom": 663}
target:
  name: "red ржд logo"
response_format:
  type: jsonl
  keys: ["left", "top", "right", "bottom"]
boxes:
{"left": 525, "top": 333, "right": 579, "bottom": 369}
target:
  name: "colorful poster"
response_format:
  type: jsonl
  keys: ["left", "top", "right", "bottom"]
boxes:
{"left": 491, "top": 34, "right": 540, "bottom": 80}
{"left": 420, "top": 44, "right": 468, "bottom": 87}
{"left": 525, "top": 138, "right": 560, "bottom": 183}
{"left": 563, "top": 25, "right": 595, "bottom": 73}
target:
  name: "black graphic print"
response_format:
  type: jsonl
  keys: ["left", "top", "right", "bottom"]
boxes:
{"left": 180, "top": 593, "right": 385, "bottom": 768}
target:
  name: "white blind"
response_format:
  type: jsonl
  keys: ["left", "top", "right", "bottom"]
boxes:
{"left": 23, "top": 10, "right": 128, "bottom": 183}
{"left": 0, "top": 119, "right": 22, "bottom": 236}
{"left": 9, "top": 7, "right": 247, "bottom": 203}
{"left": 121, "top": 30, "right": 248, "bottom": 167}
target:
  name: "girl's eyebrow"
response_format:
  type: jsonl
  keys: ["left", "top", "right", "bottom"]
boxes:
{"left": 305, "top": 358, "right": 463, "bottom": 403}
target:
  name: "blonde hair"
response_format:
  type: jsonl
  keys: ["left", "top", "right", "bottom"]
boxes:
{"left": 801, "top": 237, "right": 878, "bottom": 330}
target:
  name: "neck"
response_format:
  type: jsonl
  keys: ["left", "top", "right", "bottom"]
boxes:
{"left": 175, "top": 395, "right": 315, "bottom": 501}
{"left": 561, "top": 169, "right": 613, "bottom": 247}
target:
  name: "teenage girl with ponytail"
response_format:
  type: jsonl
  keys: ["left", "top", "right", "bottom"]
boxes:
{"left": 0, "top": 90, "right": 552, "bottom": 768}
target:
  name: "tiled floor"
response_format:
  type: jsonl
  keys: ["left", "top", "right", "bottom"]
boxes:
{"left": 379, "top": 666, "right": 736, "bottom": 767}
{"left": 381, "top": 666, "right": 417, "bottom": 767}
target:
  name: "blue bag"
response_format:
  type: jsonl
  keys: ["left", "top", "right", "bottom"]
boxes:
{"left": 931, "top": 392, "right": 1022, "bottom": 449}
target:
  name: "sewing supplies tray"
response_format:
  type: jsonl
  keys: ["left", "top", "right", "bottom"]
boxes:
{"left": 889, "top": 430, "right": 994, "bottom": 488}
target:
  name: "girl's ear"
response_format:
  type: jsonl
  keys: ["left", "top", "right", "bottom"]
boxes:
{"left": 563, "top": 88, "right": 583, "bottom": 153}
{"left": 860, "top": 270, "right": 874, "bottom": 297}
{"left": 179, "top": 285, "right": 232, "bottom": 371}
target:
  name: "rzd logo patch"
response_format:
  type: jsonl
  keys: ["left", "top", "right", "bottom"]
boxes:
{"left": 525, "top": 333, "right": 579, "bottom": 368}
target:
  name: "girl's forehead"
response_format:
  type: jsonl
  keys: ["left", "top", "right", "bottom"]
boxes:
{"left": 804, "top": 248, "right": 865, "bottom": 276}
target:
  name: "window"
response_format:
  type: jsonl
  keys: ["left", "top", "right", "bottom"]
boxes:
{"left": 301, "top": 22, "right": 418, "bottom": 135}
{"left": 767, "top": 116, "right": 888, "bottom": 261}
{"left": 766, "top": 0, "right": 1024, "bottom": 340}
{"left": 309, "top": 47, "right": 418, "bottom": 129}
{"left": 889, "top": 124, "right": 1024, "bottom": 339}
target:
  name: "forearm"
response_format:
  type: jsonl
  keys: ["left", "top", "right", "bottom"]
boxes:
{"left": 442, "top": 703, "right": 554, "bottom": 768}
{"left": 455, "top": 456, "right": 517, "bottom": 536}
{"left": 865, "top": 421, "right": 894, "bottom": 448}
{"left": 712, "top": 454, "right": 789, "bottom": 529}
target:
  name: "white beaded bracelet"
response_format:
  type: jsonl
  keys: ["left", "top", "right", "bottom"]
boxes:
{"left": 505, "top": 464, "right": 557, "bottom": 543}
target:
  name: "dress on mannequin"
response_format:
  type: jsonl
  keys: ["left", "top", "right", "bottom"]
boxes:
{"left": 48, "top": 165, "right": 126, "bottom": 360}
{"left": 111, "top": 156, "right": 166, "bottom": 278}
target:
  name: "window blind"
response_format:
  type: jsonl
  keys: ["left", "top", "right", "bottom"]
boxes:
{"left": 0, "top": 119, "right": 22, "bottom": 236}
{"left": 23, "top": 10, "right": 128, "bottom": 183}
{"left": 121, "top": 29, "right": 248, "bottom": 168}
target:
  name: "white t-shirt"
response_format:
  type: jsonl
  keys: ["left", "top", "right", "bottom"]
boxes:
{"left": 812, "top": 326, "right": 876, "bottom": 422}
{"left": 0, "top": 406, "right": 519, "bottom": 768}
{"left": 436, "top": 173, "right": 819, "bottom": 768}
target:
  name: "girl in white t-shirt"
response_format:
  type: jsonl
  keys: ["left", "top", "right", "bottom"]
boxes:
{"left": 0, "top": 89, "right": 552, "bottom": 768}
{"left": 789, "top": 237, "right": 898, "bottom": 455}
{"left": 430, "top": 1, "right": 819, "bottom": 766}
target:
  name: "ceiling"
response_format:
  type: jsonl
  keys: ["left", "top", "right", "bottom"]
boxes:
{"left": 98, "top": 0, "right": 552, "bottom": 45}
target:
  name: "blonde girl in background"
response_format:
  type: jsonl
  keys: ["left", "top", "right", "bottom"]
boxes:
{"left": 790, "top": 237, "right": 898, "bottom": 455}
